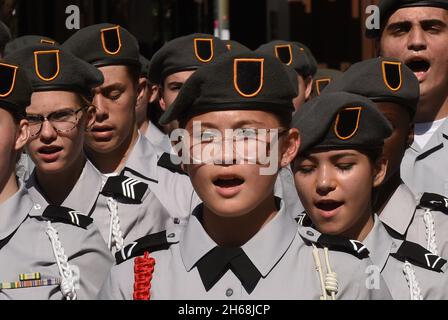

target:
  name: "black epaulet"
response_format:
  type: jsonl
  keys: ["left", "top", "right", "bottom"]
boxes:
{"left": 317, "top": 234, "right": 370, "bottom": 259}
{"left": 101, "top": 175, "right": 148, "bottom": 204}
{"left": 115, "top": 231, "right": 176, "bottom": 264}
{"left": 157, "top": 152, "right": 187, "bottom": 175}
{"left": 42, "top": 205, "right": 93, "bottom": 229}
{"left": 419, "top": 193, "right": 448, "bottom": 215}
{"left": 295, "top": 212, "right": 312, "bottom": 227}
{"left": 391, "top": 241, "right": 447, "bottom": 273}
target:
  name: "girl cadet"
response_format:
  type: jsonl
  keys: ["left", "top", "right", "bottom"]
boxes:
{"left": 0, "top": 58, "right": 113, "bottom": 300}
{"left": 7, "top": 43, "right": 188, "bottom": 254}
{"left": 323, "top": 57, "right": 448, "bottom": 259}
{"left": 97, "top": 52, "right": 391, "bottom": 300}
{"left": 292, "top": 91, "right": 448, "bottom": 300}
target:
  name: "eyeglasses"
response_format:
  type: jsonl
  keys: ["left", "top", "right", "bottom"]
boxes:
{"left": 185, "top": 127, "right": 289, "bottom": 164}
{"left": 26, "top": 107, "right": 86, "bottom": 137}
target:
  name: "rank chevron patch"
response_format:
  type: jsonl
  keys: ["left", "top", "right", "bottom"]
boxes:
{"left": 121, "top": 178, "right": 141, "bottom": 200}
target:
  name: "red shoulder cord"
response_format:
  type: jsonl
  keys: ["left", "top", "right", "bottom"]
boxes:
{"left": 133, "top": 251, "right": 155, "bottom": 300}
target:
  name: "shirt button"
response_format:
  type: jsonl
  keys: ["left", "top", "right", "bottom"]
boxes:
{"left": 306, "top": 230, "right": 314, "bottom": 237}
{"left": 225, "top": 288, "right": 233, "bottom": 297}
{"left": 33, "top": 204, "right": 41, "bottom": 210}
{"left": 167, "top": 233, "right": 175, "bottom": 238}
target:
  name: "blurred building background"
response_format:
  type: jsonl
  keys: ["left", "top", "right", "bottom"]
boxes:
{"left": 1, "top": 0, "right": 380, "bottom": 69}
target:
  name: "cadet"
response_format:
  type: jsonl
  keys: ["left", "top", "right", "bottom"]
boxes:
{"left": 98, "top": 52, "right": 391, "bottom": 300}
{"left": 4, "top": 35, "right": 59, "bottom": 181}
{"left": 256, "top": 40, "right": 316, "bottom": 111}
{"left": 292, "top": 91, "right": 448, "bottom": 299}
{"left": 367, "top": 0, "right": 448, "bottom": 197}
{"left": 62, "top": 24, "right": 198, "bottom": 251}
{"left": 136, "top": 54, "right": 169, "bottom": 153}
{"left": 7, "top": 43, "right": 148, "bottom": 253}
{"left": 148, "top": 33, "right": 228, "bottom": 138}
{"left": 0, "top": 58, "right": 113, "bottom": 300}
{"left": 324, "top": 57, "right": 448, "bottom": 258}
{"left": 310, "top": 68, "right": 343, "bottom": 99}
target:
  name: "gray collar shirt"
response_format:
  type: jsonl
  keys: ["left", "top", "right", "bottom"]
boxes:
{"left": 401, "top": 118, "right": 448, "bottom": 197}
{"left": 379, "top": 183, "right": 448, "bottom": 259}
{"left": 97, "top": 199, "right": 392, "bottom": 300}
{"left": 94, "top": 134, "right": 197, "bottom": 252}
{"left": 363, "top": 216, "right": 448, "bottom": 300}
{"left": 0, "top": 185, "right": 114, "bottom": 300}
{"left": 144, "top": 122, "right": 173, "bottom": 154}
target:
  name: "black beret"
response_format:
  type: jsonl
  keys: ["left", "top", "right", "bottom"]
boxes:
{"left": 139, "top": 54, "right": 150, "bottom": 78}
{"left": 324, "top": 57, "right": 419, "bottom": 118}
{"left": 292, "top": 92, "right": 392, "bottom": 153}
{"left": 310, "top": 68, "right": 344, "bottom": 98}
{"left": 159, "top": 51, "right": 296, "bottom": 125}
{"left": 148, "top": 33, "right": 228, "bottom": 85}
{"left": 7, "top": 44, "right": 104, "bottom": 99}
{"left": 292, "top": 42, "right": 318, "bottom": 77}
{"left": 366, "top": 0, "right": 448, "bottom": 39}
{"left": 256, "top": 40, "right": 317, "bottom": 78}
{"left": 224, "top": 40, "right": 251, "bottom": 54}
{"left": 0, "top": 58, "right": 33, "bottom": 116}
{"left": 62, "top": 23, "right": 141, "bottom": 68}
{"left": 4, "top": 35, "right": 58, "bottom": 56}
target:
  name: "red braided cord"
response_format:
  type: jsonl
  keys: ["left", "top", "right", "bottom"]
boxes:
{"left": 133, "top": 251, "right": 155, "bottom": 300}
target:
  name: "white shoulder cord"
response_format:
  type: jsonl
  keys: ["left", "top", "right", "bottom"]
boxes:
{"left": 323, "top": 247, "right": 338, "bottom": 300}
{"left": 311, "top": 244, "right": 338, "bottom": 300}
{"left": 312, "top": 243, "right": 327, "bottom": 300}
{"left": 107, "top": 197, "right": 124, "bottom": 251}
{"left": 423, "top": 209, "right": 439, "bottom": 255}
{"left": 45, "top": 221, "right": 77, "bottom": 300}
{"left": 403, "top": 261, "right": 423, "bottom": 300}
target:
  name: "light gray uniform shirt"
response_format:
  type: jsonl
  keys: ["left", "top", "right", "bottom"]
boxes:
{"left": 0, "top": 185, "right": 114, "bottom": 300}
{"left": 401, "top": 118, "right": 448, "bottom": 197}
{"left": 379, "top": 183, "right": 448, "bottom": 259}
{"left": 144, "top": 122, "right": 173, "bottom": 154}
{"left": 363, "top": 216, "right": 448, "bottom": 300}
{"left": 97, "top": 199, "right": 392, "bottom": 300}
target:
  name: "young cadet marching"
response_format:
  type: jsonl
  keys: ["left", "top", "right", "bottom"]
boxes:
{"left": 136, "top": 54, "right": 169, "bottom": 153}
{"left": 97, "top": 52, "right": 392, "bottom": 300}
{"left": 62, "top": 24, "right": 198, "bottom": 252}
{"left": 256, "top": 40, "right": 316, "bottom": 112}
{"left": 292, "top": 91, "right": 448, "bottom": 299}
{"left": 4, "top": 35, "right": 58, "bottom": 182}
{"left": 367, "top": 0, "right": 448, "bottom": 197}
{"left": 324, "top": 57, "right": 448, "bottom": 259}
{"left": 147, "top": 33, "right": 228, "bottom": 138}
{"left": 0, "top": 58, "right": 114, "bottom": 300}
{"left": 6, "top": 43, "right": 137, "bottom": 254}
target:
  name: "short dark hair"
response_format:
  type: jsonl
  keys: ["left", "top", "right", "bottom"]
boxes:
{"left": 126, "top": 64, "right": 142, "bottom": 87}
{"left": 361, "top": 147, "right": 384, "bottom": 165}
{"left": 1, "top": 105, "right": 25, "bottom": 124}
